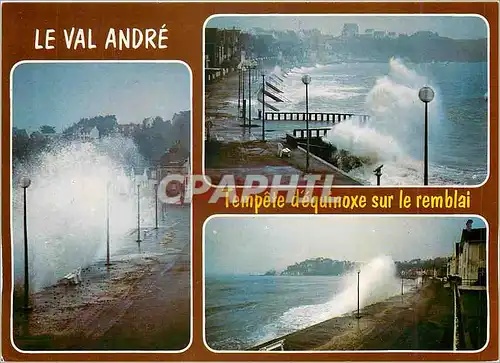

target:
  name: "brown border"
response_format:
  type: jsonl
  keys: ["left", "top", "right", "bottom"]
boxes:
{"left": 2, "top": 2, "right": 498, "bottom": 361}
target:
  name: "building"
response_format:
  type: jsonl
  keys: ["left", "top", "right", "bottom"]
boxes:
{"left": 448, "top": 221, "right": 486, "bottom": 290}
{"left": 117, "top": 123, "right": 141, "bottom": 137}
{"left": 205, "top": 27, "right": 219, "bottom": 68}
{"left": 450, "top": 221, "right": 488, "bottom": 350}
{"left": 359, "top": 29, "right": 374, "bottom": 39}
{"left": 341, "top": 23, "right": 359, "bottom": 38}
{"left": 221, "top": 28, "right": 241, "bottom": 67}
{"left": 156, "top": 141, "right": 189, "bottom": 179}
{"left": 39, "top": 126, "right": 59, "bottom": 140}
{"left": 133, "top": 167, "right": 150, "bottom": 188}
{"left": 373, "top": 30, "right": 386, "bottom": 39}
{"left": 458, "top": 226, "right": 486, "bottom": 287}
{"left": 205, "top": 27, "right": 241, "bottom": 75}
{"left": 142, "top": 117, "right": 155, "bottom": 129}
{"left": 172, "top": 110, "right": 190, "bottom": 125}
{"left": 80, "top": 126, "right": 99, "bottom": 141}
{"left": 447, "top": 254, "right": 458, "bottom": 277}
{"left": 156, "top": 141, "right": 190, "bottom": 205}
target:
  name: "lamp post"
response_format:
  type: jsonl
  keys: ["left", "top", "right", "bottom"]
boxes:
{"left": 302, "top": 74, "right": 312, "bottom": 173}
{"left": 106, "top": 182, "right": 111, "bottom": 267}
{"left": 401, "top": 271, "right": 405, "bottom": 296}
{"left": 136, "top": 184, "right": 142, "bottom": 243}
{"left": 248, "top": 65, "right": 252, "bottom": 127}
{"left": 20, "top": 176, "right": 31, "bottom": 311}
{"left": 154, "top": 182, "right": 159, "bottom": 229}
{"left": 373, "top": 165, "right": 383, "bottom": 186}
{"left": 242, "top": 66, "right": 246, "bottom": 126}
{"left": 261, "top": 72, "right": 266, "bottom": 141}
{"left": 238, "top": 68, "right": 241, "bottom": 112}
{"left": 357, "top": 269, "right": 361, "bottom": 319}
{"left": 418, "top": 86, "right": 435, "bottom": 186}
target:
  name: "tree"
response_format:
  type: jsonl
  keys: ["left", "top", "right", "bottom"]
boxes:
{"left": 62, "top": 114, "right": 118, "bottom": 138}
{"left": 39, "top": 125, "right": 56, "bottom": 134}
{"left": 12, "top": 128, "right": 30, "bottom": 161}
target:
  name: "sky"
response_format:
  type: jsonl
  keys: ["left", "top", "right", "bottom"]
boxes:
{"left": 205, "top": 216, "right": 486, "bottom": 276}
{"left": 207, "top": 15, "right": 488, "bottom": 40}
{"left": 12, "top": 62, "right": 191, "bottom": 132}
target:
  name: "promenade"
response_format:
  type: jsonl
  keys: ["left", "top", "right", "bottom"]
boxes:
{"left": 13, "top": 208, "right": 190, "bottom": 351}
{"left": 205, "top": 71, "right": 363, "bottom": 185}
{"left": 251, "top": 280, "right": 455, "bottom": 351}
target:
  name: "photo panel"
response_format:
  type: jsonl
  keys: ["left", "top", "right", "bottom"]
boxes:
{"left": 203, "top": 15, "right": 489, "bottom": 187}
{"left": 1, "top": 1, "right": 498, "bottom": 362}
{"left": 204, "top": 215, "right": 489, "bottom": 352}
{"left": 10, "top": 61, "right": 192, "bottom": 351}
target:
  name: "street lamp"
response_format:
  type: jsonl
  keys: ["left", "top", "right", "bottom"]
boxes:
{"left": 401, "top": 271, "right": 405, "bottom": 296}
{"left": 238, "top": 68, "right": 241, "bottom": 112}
{"left": 357, "top": 269, "right": 361, "bottom": 319}
{"left": 242, "top": 66, "right": 246, "bottom": 126}
{"left": 154, "top": 182, "right": 159, "bottom": 229}
{"left": 136, "top": 184, "right": 142, "bottom": 243}
{"left": 106, "top": 182, "right": 111, "bottom": 267}
{"left": 373, "top": 165, "right": 383, "bottom": 186}
{"left": 248, "top": 65, "right": 253, "bottom": 127}
{"left": 418, "top": 86, "right": 435, "bottom": 186}
{"left": 302, "top": 74, "right": 312, "bottom": 173}
{"left": 261, "top": 72, "right": 266, "bottom": 141}
{"left": 20, "top": 176, "right": 31, "bottom": 311}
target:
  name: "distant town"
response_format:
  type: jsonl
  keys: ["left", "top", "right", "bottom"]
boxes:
{"left": 263, "top": 256, "right": 449, "bottom": 278}
{"left": 205, "top": 23, "right": 487, "bottom": 80}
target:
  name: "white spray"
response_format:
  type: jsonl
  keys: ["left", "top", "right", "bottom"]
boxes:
{"left": 12, "top": 136, "right": 155, "bottom": 291}
{"left": 325, "top": 58, "right": 443, "bottom": 185}
{"left": 260, "top": 256, "right": 401, "bottom": 339}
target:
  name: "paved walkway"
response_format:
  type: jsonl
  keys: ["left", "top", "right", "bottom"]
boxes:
{"left": 252, "top": 280, "right": 454, "bottom": 351}
{"left": 206, "top": 140, "right": 362, "bottom": 186}
{"left": 205, "top": 72, "right": 362, "bottom": 185}
{"left": 14, "top": 208, "right": 190, "bottom": 351}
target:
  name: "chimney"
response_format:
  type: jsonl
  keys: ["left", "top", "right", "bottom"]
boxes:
{"left": 466, "top": 219, "right": 473, "bottom": 231}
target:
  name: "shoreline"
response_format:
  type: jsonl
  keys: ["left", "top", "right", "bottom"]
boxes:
{"left": 243, "top": 280, "right": 454, "bottom": 351}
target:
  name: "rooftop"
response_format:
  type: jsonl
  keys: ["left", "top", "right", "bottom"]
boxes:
{"left": 460, "top": 227, "right": 487, "bottom": 243}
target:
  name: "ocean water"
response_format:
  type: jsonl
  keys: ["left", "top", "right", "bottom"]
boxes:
{"left": 205, "top": 256, "right": 418, "bottom": 350}
{"left": 246, "top": 59, "right": 488, "bottom": 186}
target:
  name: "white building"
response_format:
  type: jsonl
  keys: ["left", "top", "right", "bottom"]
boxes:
{"left": 341, "top": 23, "right": 359, "bottom": 38}
{"left": 458, "top": 227, "right": 486, "bottom": 288}
{"left": 80, "top": 126, "right": 100, "bottom": 141}
{"left": 448, "top": 221, "right": 487, "bottom": 290}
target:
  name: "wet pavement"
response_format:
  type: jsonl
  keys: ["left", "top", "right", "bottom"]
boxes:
{"left": 13, "top": 207, "right": 190, "bottom": 351}
{"left": 206, "top": 72, "right": 259, "bottom": 143}
{"left": 205, "top": 73, "right": 362, "bottom": 185}
{"left": 251, "top": 280, "right": 454, "bottom": 351}
{"left": 205, "top": 140, "right": 362, "bottom": 186}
